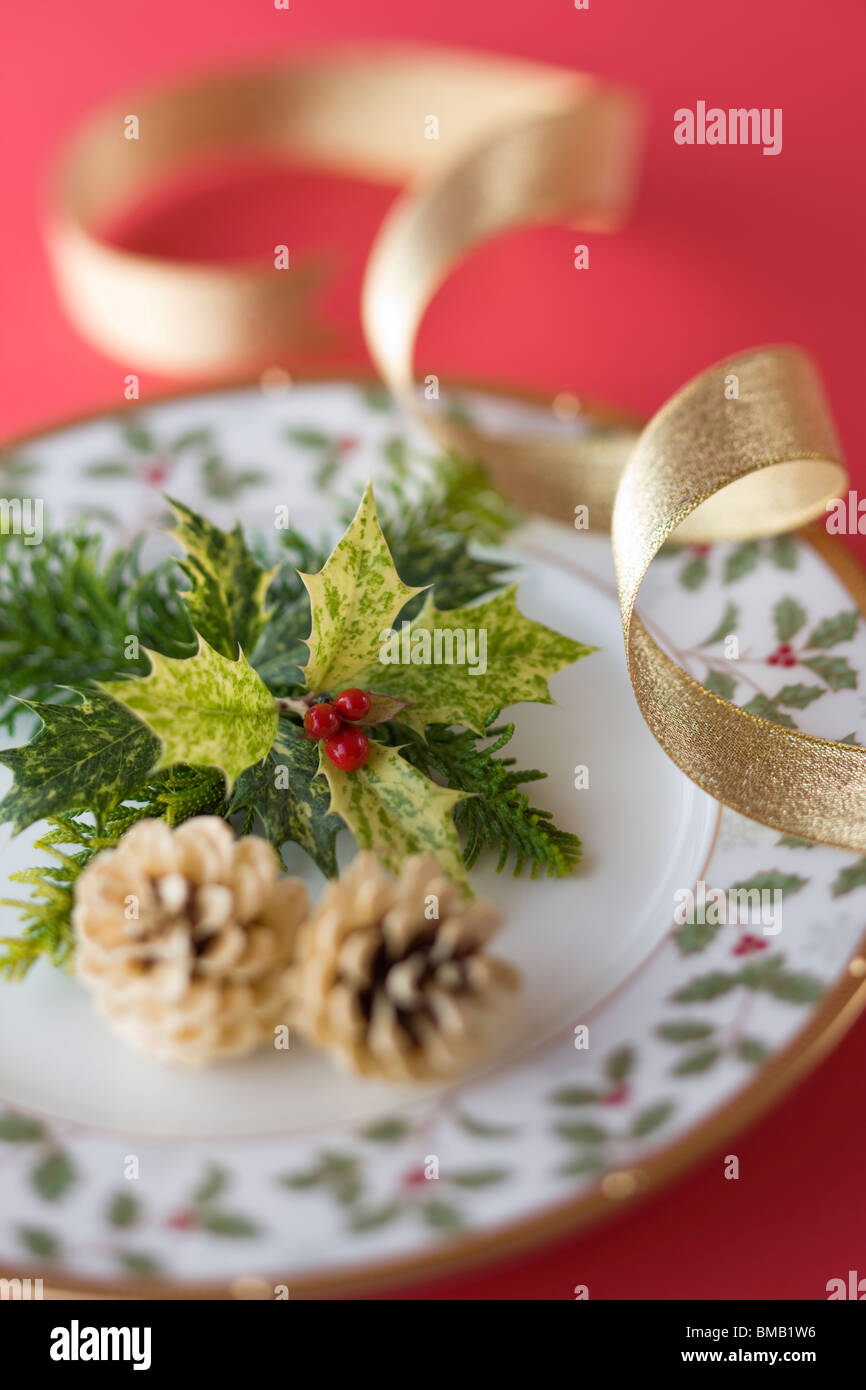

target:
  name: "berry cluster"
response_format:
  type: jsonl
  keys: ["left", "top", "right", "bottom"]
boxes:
{"left": 304, "top": 688, "right": 372, "bottom": 770}
{"left": 767, "top": 642, "right": 797, "bottom": 668}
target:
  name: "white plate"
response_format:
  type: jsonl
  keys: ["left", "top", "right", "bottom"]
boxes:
{"left": 0, "top": 380, "right": 864, "bottom": 1296}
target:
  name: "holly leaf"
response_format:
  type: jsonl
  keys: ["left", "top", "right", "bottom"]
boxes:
{"left": 737, "top": 956, "right": 823, "bottom": 1003}
{"left": 168, "top": 498, "right": 277, "bottom": 660}
{"left": 672, "top": 1047, "right": 720, "bottom": 1075}
{"left": 656, "top": 1021, "right": 715, "bottom": 1043}
{"left": 631, "top": 1101, "right": 674, "bottom": 1136}
{"left": 831, "top": 856, "right": 866, "bottom": 897}
{"left": 318, "top": 741, "right": 467, "bottom": 886}
{"left": 680, "top": 554, "right": 708, "bottom": 590}
{"left": 229, "top": 719, "right": 340, "bottom": 877}
{"left": 770, "top": 535, "right": 798, "bottom": 570}
{"left": 605, "top": 1046, "right": 635, "bottom": 1084}
{"left": 300, "top": 483, "right": 423, "bottom": 693}
{"left": 670, "top": 971, "right": 737, "bottom": 1003}
{"left": 0, "top": 692, "right": 158, "bottom": 834}
{"left": 802, "top": 654, "right": 857, "bottom": 691}
{"left": 774, "top": 684, "right": 824, "bottom": 709}
{"left": 740, "top": 694, "right": 797, "bottom": 729}
{"left": 730, "top": 870, "right": 807, "bottom": 896}
{"left": 704, "top": 669, "right": 736, "bottom": 701}
{"left": 773, "top": 597, "right": 806, "bottom": 643}
{"left": 806, "top": 611, "right": 858, "bottom": 649}
{"left": 723, "top": 541, "right": 760, "bottom": 583}
{"left": 703, "top": 602, "right": 738, "bottom": 645}
{"left": 360, "top": 586, "right": 593, "bottom": 734}
{"left": 102, "top": 638, "right": 277, "bottom": 790}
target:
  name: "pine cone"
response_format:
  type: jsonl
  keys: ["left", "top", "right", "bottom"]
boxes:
{"left": 73, "top": 817, "right": 308, "bottom": 1066}
{"left": 288, "top": 852, "right": 519, "bottom": 1082}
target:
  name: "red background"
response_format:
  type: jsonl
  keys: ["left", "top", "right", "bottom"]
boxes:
{"left": 2, "top": 0, "right": 865, "bottom": 1299}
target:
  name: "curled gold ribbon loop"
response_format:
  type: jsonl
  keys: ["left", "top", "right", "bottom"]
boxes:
{"left": 44, "top": 50, "right": 863, "bottom": 850}
{"left": 613, "top": 346, "right": 862, "bottom": 850}
{"left": 46, "top": 49, "right": 642, "bottom": 379}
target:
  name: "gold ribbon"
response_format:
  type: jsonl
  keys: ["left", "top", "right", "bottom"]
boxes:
{"left": 46, "top": 49, "right": 866, "bottom": 849}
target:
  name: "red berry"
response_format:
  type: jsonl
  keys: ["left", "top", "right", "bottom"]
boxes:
{"left": 144, "top": 460, "right": 169, "bottom": 486}
{"left": 166, "top": 1208, "right": 196, "bottom": 1230}
{"left": 335, "top": 688, "right": 371, "bottom": 722}
{"left": 732, "top": 933, "right": 768, "bottom": 957}
{"left": 324, "top": 725, "right": 370, "bottom": 771}
{"left": 304, "top": 702, "right": 341, "bottom": 739}
{"left": 402, "top": 1167, "right": 428, "bottom": 1188}
{"left": 602, "top": 1083, "right": 630, "bottom": 1106}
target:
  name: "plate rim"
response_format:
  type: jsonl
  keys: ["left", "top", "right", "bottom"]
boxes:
{"left": 1, "top": 374, "right": 864, "bottom": 1300}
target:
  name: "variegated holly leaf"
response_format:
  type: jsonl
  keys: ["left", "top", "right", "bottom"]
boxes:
{"left": 229, "top": 718, "right": 341, "bottom": 877}
{"left": 102, "top": 638, "right": 277, "bottom": 789}
{"left": 0, "top": 691, "right": 158, "bottom": 833}
{"left": 300, "top": 483, "right": 423, "bottom": 693}
{"left": 357, "top": 586, "right": 594, "bottom": 733}
{"left": 168, "top": 498, "right": 277, "bottom": 659}
{"left": 318, "top": 741, "right": 467, "bottom": 887}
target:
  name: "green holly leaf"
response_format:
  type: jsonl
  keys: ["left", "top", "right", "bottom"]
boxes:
{"left": 832, "top": 856, "right": 866, "bottom": 897}
{"left": 737, "top": 955, "right": 824, "bottom": 1002}
{"left": 300, "top": 483, "right": 423, "bottom": 693}
{"left": 705, "top": 669, "right": 736, "bottom": 701}
{"left": 550, "top": 1087, "right": 601, "bottom": 1107}
{"left": 31, "top": 1150, "right": 76, "bottom": 1201}
{"left": 229, "top": 719, "right": 340, "bottom": 877}
{"left": 457, "top": 1113, "right": 519, "bottom": 1137}
{"left": 117, "top": 1251, "right": 162, "bottom": 1277}
{"left": 605, "top": 1045, "right": 635, "bottom": 1083}
{"left": 777, "top": 834, "right": 816, "bottom": 849}
{"left": 102, "top": 638, "right": 277, "bottom": 790}
{"left": 724, "top": 541, "right": 760, "bottom": 583}
{"left": 193, "top": 1163, "right": 229, "bottom": 1205}
{"left": 319, "top": 741, "right": 467, "bottom": 886}
{"left": 730, "top": 871, "right": 807, "bottom": 896}
{"left": 0, "top": 692, "right": 158, "bottom": 834}
{"left": 168, "top": 498, "right": 277, "bottom": 660}
{"left": 360, "top": 1118, "right": 411, "bottom": 1143}
{"left": 557, "top": 1155, "right": 606, "bottom": 1177}
{"left": 198, "top": 1211, "right": 258, "bottom": 1238}
{"left": 670, "top": 971, "right": 736, "bottom": 1003}
{"left": 0, "top": 1113, "right": 46, "bottom": 1142}
{"left": 770, "top": 535, "right": 798, "bottom": 570}
{"left": 703, "top": 602, "right": 738, "bottom": 645}
{"left": 121, "top": 420, "right": 154, "bottom": 452}
{"left": 348, "top": 1203, "right": 402, "bottom": 1232}
{"left": 773, "top": 597, "right": 806, "bottom": 642}
{"left": 556, "top": 1121, "right": 608, "bottom": 1143}
{"left": 740, "top": 694, "right": 797, "bottom": 729}
{"left": 680, "top": 554, "right": 708, "bottom": 590}
{"left": 802, "top": 654, "right": 857, "bottom": 691}
{"left": 735, "top": 1037, "right": 769, "bottom": 1064}
{"left": 362, "top": 586, "right": 593, "bottom": 734}
{"left": 672, "top": 1047, "right": 720, "bottom": 1075}
{"left": 107, "top": 1192, "right": 140, "bottom": 1229}
{"left": 807, "top": 611, "right": 858, "bottom": 648}
{"left": 449, "top": 1168, "right": 508, "bottom": 1188}
{"left": 673, "top": 919, "right": 721, "bottom": 955}
{"left": 630, "top": 1101, "right": 674, "bottom": 1136}
{"left": 421, "top": 1200, "right": 463, "bottom": 1231}
{"left": 18, "top": 1226, "right": 59, "bottom": 1259}
{"left": 656, "top": 1021, "right": 715, "bottom": 1043}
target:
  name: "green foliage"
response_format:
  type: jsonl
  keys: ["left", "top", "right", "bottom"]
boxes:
{"left": 0, "top": 443, "right": 589, "bottom": 974}
{"left": 0, "top": 766, "right": 227, "bottom": 979}
{"left": 0, "top": 532, "right": 194, "bottom": 730}
{"left": 388, "top": 713, "right": 582, "bottom": 878}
